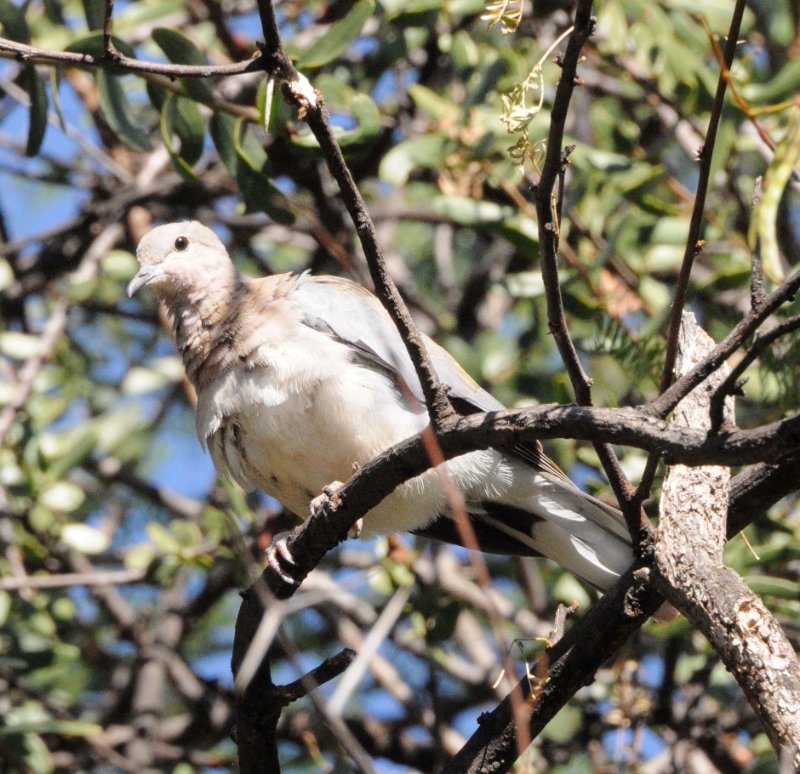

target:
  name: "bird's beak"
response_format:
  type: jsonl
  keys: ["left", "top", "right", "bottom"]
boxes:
{"left": 127, "top": 265, "right": 158, "bottom": 297}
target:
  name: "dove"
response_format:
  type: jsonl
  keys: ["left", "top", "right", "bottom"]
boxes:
{"left": 128, "top": 221, "right": 633, "bottom": 592}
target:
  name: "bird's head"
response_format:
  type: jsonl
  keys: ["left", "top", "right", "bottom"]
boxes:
{"left": 127, "top": 221, "right": 233, "bottom": 301}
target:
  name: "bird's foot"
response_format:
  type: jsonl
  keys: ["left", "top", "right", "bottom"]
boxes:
{"left": 309, "top": 480, "right": 361, "bottom": 538}
{"left": 309, "top": 480, "right": 345, "bottom": 516}
{"left": 264, "top": 531, "right": 300, "bottom": 587}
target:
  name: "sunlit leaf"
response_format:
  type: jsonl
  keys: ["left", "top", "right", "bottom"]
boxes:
{"left": 379, "top": 135, "right": 455, "bottom": 186}
{"left": 39, "top": 481, "right": 85, "bottom": 513}
{"left": 209, "top": 112, "right": 294, "bottom": 223}
{"left": 61, "top": 523, "right": 109, "bottom": 554}
{"left": 756, "top": 107, "right": 800, "bottom": 282}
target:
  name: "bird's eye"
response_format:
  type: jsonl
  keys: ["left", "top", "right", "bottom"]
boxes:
{"left": 174, "top": 236, "right": 189, "bottom": 251}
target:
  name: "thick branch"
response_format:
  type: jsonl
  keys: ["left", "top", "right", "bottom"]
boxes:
{"left": 439, "top": 567, "right": 660, "bottom": 773}
{"left": 654, "top": 313, "right": 800, "bottom": 764}
{"left": 251, "top": 403, "right": 800, "bottom": 600}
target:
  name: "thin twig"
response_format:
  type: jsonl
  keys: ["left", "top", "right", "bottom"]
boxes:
{"left": 750, "top": 176, "right": 766, "bottom": 308}
{"left": 534, "top": 2, "right": 596, "bottom": 405}
{"left": 0, "top": 35, "right": 264, "bottom": 78}
{"left": 650, "top": 265, "right": 800, "bottom": 418}
{"left": 0, "top": 298, "right": 68, "bottom": 447}
{"left": 301, "top": 98, "right": 456, "bottom": 428}
{"left": 531, "top": 1, "right": 638, "bottom": 535}
{"left": 0, "top": 568, "right": 146, "bottom": 591}
{"left": 710, "top": 313, "right": 800, "bottom": 429}
{"left": 657, "top": 0, "right": 747, "bottom": 393}
{"left": 639, "top": 0, "right": 747, "bottom": 498}
{"left": 274, "top": 648, "right": 357, "bottom": 706}
{"left": 102, "top": 0, "right": 118, "bottom": 59}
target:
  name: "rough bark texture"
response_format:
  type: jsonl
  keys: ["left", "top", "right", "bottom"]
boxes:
{"left": 654, "top": 312, "right": 800, "bottom": 765}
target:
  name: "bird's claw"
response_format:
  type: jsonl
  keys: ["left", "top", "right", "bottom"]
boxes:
{"left": 265, "top": 531, "right": 299, "bottom": 587}
{"left": 309, "top": 480, "right": 345, "bottom": 516}
{"left": 310, "top": 480, "right": 361, "bottom": 538}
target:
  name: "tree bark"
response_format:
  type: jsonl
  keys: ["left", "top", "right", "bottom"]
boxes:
{"left": 654, "top": 312, "right": 800, "bottom": 766}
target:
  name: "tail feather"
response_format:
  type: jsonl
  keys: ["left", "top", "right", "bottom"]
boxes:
{"left": 413, "top": 481, "right": 634, "bottom": 593}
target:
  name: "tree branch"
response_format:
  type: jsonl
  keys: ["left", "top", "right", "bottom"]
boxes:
{"left": 0, "top": 35, "right": 266, "bottom": 77}
{"left": 650, "top": 265, "right": 800, "bottom": 418}
{"left": 531, "top": 1, "right": 639, "bottom": 537}
{"left": 638, "top": 0, "right": 747, "bottom": 497}
{"left": 654, "top": 312, "right": 800, "bottom": 765}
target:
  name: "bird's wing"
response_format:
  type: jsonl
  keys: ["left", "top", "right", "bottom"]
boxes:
{"left": 292, "top": 274, "right": 631, "bottom": 576}
{"left": 290, "top": 275, "right": 573, "bottom": 477}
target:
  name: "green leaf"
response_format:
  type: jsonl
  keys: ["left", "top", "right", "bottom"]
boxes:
{"left": 209, "top": 111, "right": 239, "bottom": 174}
{"left": 159, "top": 93, "right": 205, "bottom": 179}
{"left": 756, "top": 107, "right": 800, "bottom": 282}
{"left": 23, "top": 66, "right": 48, "bottom": 157}
{"left": 209, "top": 112, "right": 294, "bottom": 224}
{"left": 0, "top": 331, "right": 40, "bottom": 359}
{"left": 39, "top": 481, "right": 85, "bottom": 513}
{"left": 294, "top": 94, "right": 381, "bottom": 149}
{"left": 431, "top": 196, "right": 508, "bottom": 225}
{"left": 342, "top": 93, "right": 382, "bottom": 145}
{"left": 409, "top": 83, "right": 458, "bottom": 121}
{"left": 256, "top": 76, "right": 276, "bottom": 131}
{"left": 152, "top": 27, "right": 214, "bottom": 102}
{"left": 232, "top": 116, "right": 268, "bottom": 171}
{"left": 0, "top": 719, "right": 102, "bottom": 737}
{"left": 0, "top": 0, "right": 30, "bottom": 43}
{"left": 81, "top": 0, "right": 105, "bottom": 30}
{"left": 742, "top": 59, "right": 800, "bottom": 105}
{"left": 295, "top": 0, "right": 375, "bottom": 69}
{"left": 147, "top": 522, "right": 182, "bottom": 555}
{"left": 745, "top": 575, "right": 800, "bottom": 600}
{"left": 379, "top": 135, "right": 455, "bottom": 186}
{"left": 61, "top": 523, "right": 109, "bottom": 554}
{"left": 97, "top": 71, "right": 151, "bottom": 151}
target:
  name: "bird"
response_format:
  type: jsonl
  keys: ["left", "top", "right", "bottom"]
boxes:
{"left": 128, "top": 221, "right": 634, "bottom": 592}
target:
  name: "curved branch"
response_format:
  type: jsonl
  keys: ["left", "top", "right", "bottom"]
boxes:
{"left": 259, "top": 403, "right": 800, "bottom": 599}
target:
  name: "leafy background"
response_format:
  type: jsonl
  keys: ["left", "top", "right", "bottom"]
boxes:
{"left": 0, "top": 0, "right": 798, "bottom": 771}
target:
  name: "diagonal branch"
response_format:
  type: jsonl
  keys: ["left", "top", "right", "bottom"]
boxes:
{"left": 649, "top": 265, "right": 800, "bottom": 418}
{"left": 638, "top": 0, "right": 747, "bottom": 497}
{"left": 531, "top": 0, "right": 638, "bottom": 536}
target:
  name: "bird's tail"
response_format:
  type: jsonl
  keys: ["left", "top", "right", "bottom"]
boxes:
{"left": 415, "top": 473, "right": 633, "bottom": 593}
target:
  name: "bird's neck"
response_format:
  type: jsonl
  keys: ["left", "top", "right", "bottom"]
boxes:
{"left": 163, "top": 276, "right": 248, "bottom": 389}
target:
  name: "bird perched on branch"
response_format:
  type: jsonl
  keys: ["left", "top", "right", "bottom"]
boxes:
{"left": 128, "top": 221, "right": 633, "bottom": 591}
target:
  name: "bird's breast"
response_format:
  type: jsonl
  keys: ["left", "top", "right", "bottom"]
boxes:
{"left": 197, "top": 334, "right": 428, "bottom": 517}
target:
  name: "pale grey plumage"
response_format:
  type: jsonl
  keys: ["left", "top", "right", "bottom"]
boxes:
{"left": 129, "top": 221, "right": 634, "bottom": 591}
